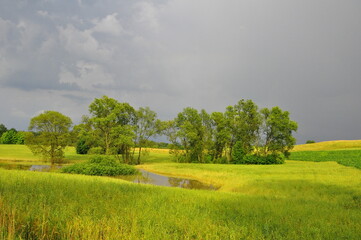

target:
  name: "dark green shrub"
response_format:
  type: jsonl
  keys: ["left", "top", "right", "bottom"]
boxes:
{"left": 306, "top": 140, "right": 316, "bottom": 144}
{"left": 76, "top": 139, "right": 91, "bottom": 154}
{"left": 213, "top": 156, "right": 228, "bottom": 164}
{"left": 232, "top": 141, "right": 246, "bottom": 164}
{"left": 62, "top": 156, "right": 138, "bottom": 176}
{"left": 240, "top": 154, "right": 284, "bottom": 165}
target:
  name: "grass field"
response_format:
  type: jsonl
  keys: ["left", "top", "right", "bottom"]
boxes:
{"left": 0, "top": 144, "right": 91, "bottom": 165}
{"left": 0, "top": 142, "right": 361, "bottom": 239}
{"left": 290, "top": 140, "right": 361, "bottom": 169}
{"left": 292, "top": 140, "right": 361, "bottom": 151}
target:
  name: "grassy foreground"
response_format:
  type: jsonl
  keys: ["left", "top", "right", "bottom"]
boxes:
{"left": 1, "top": 163, "right": 361, "bottom": 240}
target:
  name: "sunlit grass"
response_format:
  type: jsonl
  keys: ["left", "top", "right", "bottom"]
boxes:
{"left": 293, "top": 140, "right": 361, "bottom": 151}
{"left": 1, "top": 166, "right": 361, "bottom": 239}
{"left": 0, "top": 144, "right": 91, "bottom": 165}
{"left": 290, "top": 150, "right": 361, "bottom": 169}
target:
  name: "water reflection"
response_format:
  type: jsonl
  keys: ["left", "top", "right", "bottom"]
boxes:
{"left": 0, "top": 163, "right": 219, "bottom": 190}
{"left": 118, "top": 169, "right": 219, "bottom": 190}
{"left": 0, "top": 163, "right": 61, "bottom": 172}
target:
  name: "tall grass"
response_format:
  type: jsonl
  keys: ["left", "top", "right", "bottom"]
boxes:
{"left": 1, "top": 144, "right": 361, "bottom": 239}
{"left": 1, "top": 160, "right": 361, "bottom": 239}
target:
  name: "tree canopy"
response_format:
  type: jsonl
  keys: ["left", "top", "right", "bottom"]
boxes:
{"left": 25, "top": 111, "right": 72, "bottom": 164}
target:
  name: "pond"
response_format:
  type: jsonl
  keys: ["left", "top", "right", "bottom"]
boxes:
{"left": 117, "top": 169, "right": 219, "bottom": 190}
{"left": 0, "top": 163, "right": 219, "bottom": 190}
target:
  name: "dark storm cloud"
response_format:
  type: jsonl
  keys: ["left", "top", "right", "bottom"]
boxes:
{"left": 0, "top": 0, "right": 360, "bottom": 143}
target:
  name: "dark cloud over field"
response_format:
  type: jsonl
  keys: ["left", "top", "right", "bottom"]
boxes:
{"left": 1, "top": 0, "right": 361, "bottom": 143}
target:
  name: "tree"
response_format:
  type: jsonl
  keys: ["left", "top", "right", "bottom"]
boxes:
{"left": 0, "top": 124, "right": 7, "bottom": 138}
{"left": 134, "top": 107, "right": 160, "bottom": 164}
{"left": 0, "top": 129, "right": 18, "bottom": 144}
{"left": 87, "top": 96, "right": 137, "bottom": 163}
{"left": 172, "top": 107, "right": 208, "bottom": 163}
{"left": 259, "top": 107, "right": 298, "bottom": 158}
{"left": 224, "top": 99, "right": 261, "bottom": 160}
{"left": 25, "top": 111, "right": 72, "bottom": 164}
{"left": 210, "top": 112, "right": 230, "bottom": 161}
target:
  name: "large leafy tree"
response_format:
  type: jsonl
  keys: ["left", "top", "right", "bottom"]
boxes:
{"left": 225, "top": 99, "right": 261, "bottom": 157}
{"left": 259, "top": 107, "right": 298, "bottom": 158}
{"left": 88, "top": 96, "right": 136, "bottom": 162}
{"left": 25, "top": 111, "right": 72, "bottom": 164}
{"left": 173, "top": 107, "right": 208, "bottom": 163}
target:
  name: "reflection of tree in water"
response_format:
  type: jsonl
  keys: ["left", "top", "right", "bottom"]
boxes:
{"left": 168, "top": 177, "right": 218, "bottom": 190}
{"left": 119, "top": 172, "right": 153, "bottom": 184}
{"left": 168, "top": 177, "right": 183, "bottom": 187}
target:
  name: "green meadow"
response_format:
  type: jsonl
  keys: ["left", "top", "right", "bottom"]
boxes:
{"left": 0, "top": 142, "right": 361, "bottom": 239}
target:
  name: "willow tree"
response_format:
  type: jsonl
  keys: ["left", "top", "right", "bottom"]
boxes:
{"left": 25, "top": 111, "right": 72, "bottom": 164}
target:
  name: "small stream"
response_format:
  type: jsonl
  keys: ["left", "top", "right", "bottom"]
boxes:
{"left": 0, "top": 163, "right": 219, "bottom": 190}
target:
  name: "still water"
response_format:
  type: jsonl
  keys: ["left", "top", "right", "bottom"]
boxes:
{"left": 117, "top": 169, "right": 219, "bottom": 190}
{"left": 0, "top": 163, "right": 218, "bottom": 190}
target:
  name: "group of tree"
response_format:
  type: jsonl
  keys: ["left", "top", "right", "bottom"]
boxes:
{"left": 165, "top": 99, "right": 298, "bottom": 164}
{"left": 23, "top": 96, "right": 297, "bottom": 165}
{"left": 0, "top": 124, "right": 24, "bottom": 144}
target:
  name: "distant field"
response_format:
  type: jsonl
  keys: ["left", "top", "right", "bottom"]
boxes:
{"left": 293, "top": 140, "right": 361, "bottom": 151}
{"left": 290, "top": 140, "right": 361, "bottom": 169}
{"left": 0, "top": 144, "right": 90, "bottom": 165}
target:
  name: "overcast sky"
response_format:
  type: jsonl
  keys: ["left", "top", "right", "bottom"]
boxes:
{"left": 1, "top": 0, "right": 360, "bottom": 143}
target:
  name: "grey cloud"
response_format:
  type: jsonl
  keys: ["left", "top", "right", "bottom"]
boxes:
{"left": 4, "top": 70, "right": 80, "bottom": 91}
{"left": 0, "top": 0, "right": 360, "bottom": 144}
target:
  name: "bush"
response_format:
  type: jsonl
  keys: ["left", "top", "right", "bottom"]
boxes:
{"left": 232, "top": 141, "right": 246, "bottom": 164}
{"left": 62, "top": 156, "right": 138, "bottom": 176}
{"left": 213, "top": 156, "right": 228, "bottom": 164}
{"left": 88, "top": 147, "right": 105, "bottom": 155}
{"left": 306, "top": 140, "right": 316, "bottom": 144}
{"left": 76, "top": 139, "right": 91, "bottom": 154}
{"left": 237, "top": 154, "right": 284, "bottom": 165}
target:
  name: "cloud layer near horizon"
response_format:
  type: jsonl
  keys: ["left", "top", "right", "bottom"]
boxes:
{"left": 1, "top": 0, "right": 361, "bottom": 143}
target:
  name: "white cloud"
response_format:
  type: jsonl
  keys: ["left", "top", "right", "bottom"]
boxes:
{"left": 91, "top": 13, "right": 124, "bottom": 36}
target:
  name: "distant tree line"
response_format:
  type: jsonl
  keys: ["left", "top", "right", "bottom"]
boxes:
{"left": 0, "top": 124, "right": 24, "bottom": 144}
{"left": 21, "top": 96, "right": 297, "bottom": 165}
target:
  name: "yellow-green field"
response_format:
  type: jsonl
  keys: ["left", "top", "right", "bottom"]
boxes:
{"left": 0, "top": 145, "right": 90, "bottom": 165}
{"left": 292, "top": 139, "right": 361, "bottom": 151}
{"left": 0, "top": 142, "right": 361, "bottom": 239}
